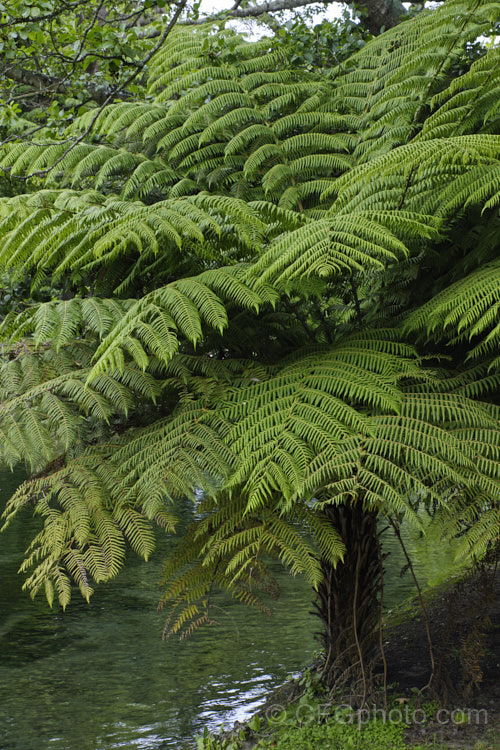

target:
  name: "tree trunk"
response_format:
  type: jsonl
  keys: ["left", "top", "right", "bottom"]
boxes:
{"left": 313, "top": 503, "right": 382, "bottom": 704}
{"left": 358, "top": 0, "right": 407, "bottom": 35}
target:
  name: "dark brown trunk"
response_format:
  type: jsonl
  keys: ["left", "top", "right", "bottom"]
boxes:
{"left": 313, "top": 503, "right": 382, "bottom": 705}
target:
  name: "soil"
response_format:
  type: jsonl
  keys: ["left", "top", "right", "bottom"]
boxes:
{"left": 382, "top": 565, "right": 500, "bottom": 747}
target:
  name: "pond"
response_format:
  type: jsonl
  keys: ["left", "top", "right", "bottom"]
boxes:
{"left": 0, "top": 470, "right": 463, "bottom": 750}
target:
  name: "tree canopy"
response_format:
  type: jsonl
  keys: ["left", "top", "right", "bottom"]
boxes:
{"left": 0, "top": 0, "right": 500, "bottom": 690}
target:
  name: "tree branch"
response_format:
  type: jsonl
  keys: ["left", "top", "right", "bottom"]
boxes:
{"left": 2, "top": 66, "right": 68, "bottom": 94}
{"left": 158, "top": 0, "right": 407, "bottom": 36}
{"left": 2, "top": 0, "right": 189, "bottom": 179}
{"left": 179, "top": 0, "right": 332, "bottom": 26}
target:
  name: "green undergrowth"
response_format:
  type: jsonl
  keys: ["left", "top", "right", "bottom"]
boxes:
{"left": 192, "top": 686, "right": 500, "bottom": 750}
{"left": 194, "top": 719, "right": 500, "bottom": 750}
{"left": 195, "top": 717, "right": 406, "bottom": 750}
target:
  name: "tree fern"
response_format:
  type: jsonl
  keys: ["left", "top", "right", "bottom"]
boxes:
{"left": 1, "top": 0, "right": 500, "bottom": 665}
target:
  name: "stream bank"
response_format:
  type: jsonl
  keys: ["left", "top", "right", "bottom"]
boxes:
{"left": 197, "top": 565, "right": 500, "bottom": 750}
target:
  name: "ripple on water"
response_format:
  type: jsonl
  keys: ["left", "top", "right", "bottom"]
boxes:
{"left": 1, "top": 471, "right": 464, "bottom": 750}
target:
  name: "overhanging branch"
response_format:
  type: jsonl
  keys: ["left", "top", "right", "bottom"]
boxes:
{"left": 144, "top": 0, "right": 409, "bottom": 36}
{"left": 183, "top": 0, "right": 327, "bottom": 22}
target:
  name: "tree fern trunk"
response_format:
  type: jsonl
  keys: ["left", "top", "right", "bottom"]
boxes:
{"left": 314, "top": 503, "right": 381, "bottom": 703}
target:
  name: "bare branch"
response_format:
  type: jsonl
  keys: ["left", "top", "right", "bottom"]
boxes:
{"left": 185, "top": 0, "right": 327, "bottom": 24}
{"left": 138, "top": 0, "right": 330, "bottom": 36}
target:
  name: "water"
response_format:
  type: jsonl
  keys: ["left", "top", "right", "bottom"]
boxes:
{"left": 0, "top": 470, "right": 463, "bottom": 749}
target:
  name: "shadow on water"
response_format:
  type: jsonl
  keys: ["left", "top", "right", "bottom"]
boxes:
{"left": 0, "top": 469, "right": 465, "bottom": 749}
{"left": 0, "top": 615, "right": 81, "bottom": 666}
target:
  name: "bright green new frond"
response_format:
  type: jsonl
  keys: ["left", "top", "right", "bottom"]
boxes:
{"left": 327, "top": 135, "right": 500, "bottom": 214}
{"left": 220, "top": 335, "right": 418, "bottom": 510}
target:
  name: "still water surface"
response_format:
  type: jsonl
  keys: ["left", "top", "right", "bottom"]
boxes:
{"left": 0, "top": 470, "right": 462, "bottom": 749}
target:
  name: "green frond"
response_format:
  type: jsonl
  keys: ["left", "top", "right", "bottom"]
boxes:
{"left": 404, "top": 258, "right": 500, "bottom": 358}
{"left": 250, "top": 215, "right": 408, "bottom": 286}
{"left": 3, "top": 0, "right": 500, "bottom": 620}
{"left": 87, "top": 267, "right": 268, "bottom": 378}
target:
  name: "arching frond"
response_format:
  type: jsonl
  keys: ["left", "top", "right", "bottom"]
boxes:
{"left": 2, "top": 0, "right": 500, "bottom": 618}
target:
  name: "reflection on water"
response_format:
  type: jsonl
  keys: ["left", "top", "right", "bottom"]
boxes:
{"left": 1, "top": 470, "right": 463, "bottom": 749}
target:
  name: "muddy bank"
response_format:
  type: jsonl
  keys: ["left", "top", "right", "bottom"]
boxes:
{"left": 383, "top": 565, "right": 499, "bottom": 746}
